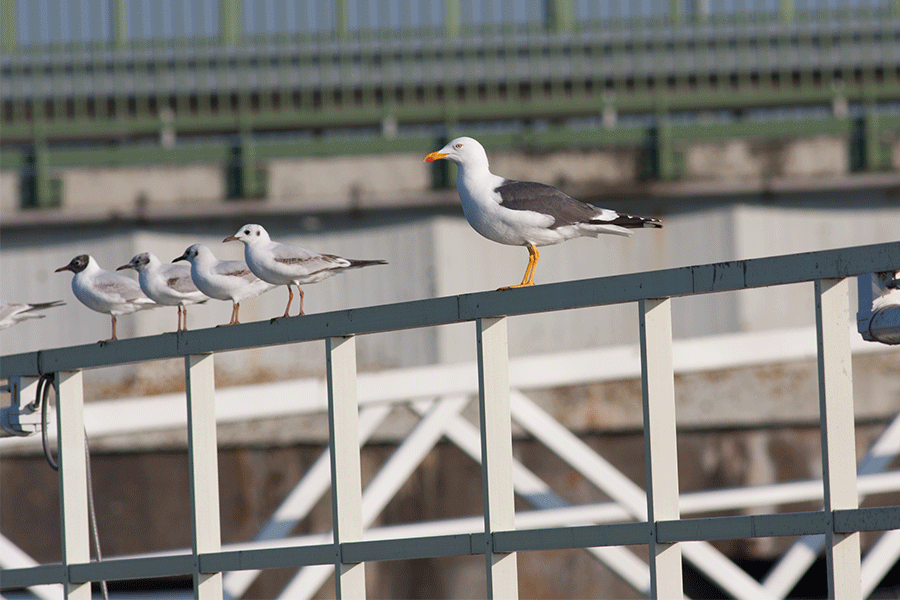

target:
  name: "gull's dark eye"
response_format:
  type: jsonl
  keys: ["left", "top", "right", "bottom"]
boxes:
{"left": 455, "top": 143, "right": 462, "bottom": 148}
{"left": 244, "top": 229, "right": 250, "bottom": 235}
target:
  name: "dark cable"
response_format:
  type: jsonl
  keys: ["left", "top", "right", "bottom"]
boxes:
{"left": 37, "top": 374, "right": 58, "bottom": 471}
{"left": 37, "top": 373, "right": 109, "bottom": 599}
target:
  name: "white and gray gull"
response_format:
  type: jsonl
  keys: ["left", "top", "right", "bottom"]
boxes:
{"left": 173, "top": 244, "right": 275, "bottom": 326}
{"left": 117, "top": 252, "right": 208, "bottom": 332}
{"left": 424, "top": 136, "right": 662, "bottom": 288}
{"left": 0, "top": 300, "right": 65, "bottom": 330}
{"left": 55, "top": 254, "right": 158, "bottom": 342}
{"left": 224, "top": 224, "right": 387, "bottom": 319}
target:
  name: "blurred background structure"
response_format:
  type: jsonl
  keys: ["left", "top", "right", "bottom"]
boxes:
{"left": 1, "top": 0, "right": 900, "bottom": 598}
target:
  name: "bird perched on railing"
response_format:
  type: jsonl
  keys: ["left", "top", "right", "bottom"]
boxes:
{"left": 224, "top": 224, "right": 387, "bottom": 319}
{"left": 55, "top": 255, "right": 158, "bottom": 342}
{"left": 424, "top": 136, "right": 662, "bottom": 289}
{"left": 173, "top": 244, "right": 275, "bottom": 326}
{"left": 117, "top": 252, "right": 208, "bottom": 332}
{"left": 0, "top": 300, "right": 65, "bottom": 330}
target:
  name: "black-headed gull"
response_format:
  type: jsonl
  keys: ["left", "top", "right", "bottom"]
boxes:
{"left": 424, "top": 136, "right": 662, "bottom": 288}
{"left": 173, "top": 244, "right": 275, "bottom": 326}
{"left": 224, "top": 224, "right": 387, "bottom": 319}
{"left": 0, "top": 300, "right": 65, "bottom": 330}
{"left": 117, "top": 252, "right": 208, "bottom": 332}
{"left": 55, "top": 255, "right": 158, "bottom": 342}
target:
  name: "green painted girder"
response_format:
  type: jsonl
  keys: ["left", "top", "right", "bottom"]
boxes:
{"left": 1, "top": 112, "right": 895, "bottom": 172}
{"left": 3, "top": 77, "right": 898, "bottom": 145}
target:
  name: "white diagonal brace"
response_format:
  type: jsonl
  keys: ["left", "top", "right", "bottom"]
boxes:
{"left": 223, "top": 403, "right": 392, "bottom": 600}
{"left": 510, "top": 390, "right": 773, "bottom": 600}
{"left": 277, "top": 395, "right": 470, "bottom": 599}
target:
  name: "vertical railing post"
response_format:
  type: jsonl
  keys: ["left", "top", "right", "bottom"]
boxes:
{"left": 110, "top": 0, "right": 127, "bottom": 49}
{"left": 327, "top": 336, "right": 366, "bottom": 599}
{"left": 444, "top": 0, "right": 460, "bottom": 38}
{"left": 2, "top": 0, "right": 17, "bottom": 52}
{"left": 639, "top": 298, "right": 683, "bottom": 599}
{"left": 185, "top": 354, "right": 223, "bottom": 599}
{"left": 334, "top": 0, "right": 349, "bottom": 41}
{"left": 55, "top": 370, "right": 91, "bottom": 600}
{"left": 476, "top": 317, "right": 519, "bottom": 599}
{"left": 815, "top": 278, "right": 862, "bottom": 598}
{"left": 219, "top": 0, "right": 239, "bottom": 45}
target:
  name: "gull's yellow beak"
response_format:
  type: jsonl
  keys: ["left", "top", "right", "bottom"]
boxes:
{"left": 423, "top": 151, "right": 447, "bottom": 163}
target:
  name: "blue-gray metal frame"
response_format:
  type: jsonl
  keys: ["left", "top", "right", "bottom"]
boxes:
{"left": 2, "top": 239, "right": 900, "bottom": 599}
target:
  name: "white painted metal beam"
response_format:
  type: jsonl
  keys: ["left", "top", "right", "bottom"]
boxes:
{"left": 639, "top": 299, "right": 684, "bottom": 600}
{"left": 816, "top": 278, "right": 862, "bottom": 599}
{"left": 55, "top": 370, "right": 91, "bottom": 600}
{"left": 326, "top": 336, "right": 366, "bottom": 599}
{"left": 477, "top": 317, "right": 519, "bottom": 599}
{"left": 185, "top": 354, "right": 223, "bottom": 599}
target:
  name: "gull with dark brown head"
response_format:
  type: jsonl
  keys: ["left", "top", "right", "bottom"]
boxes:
{"left": 55, "top": 254, "right": 158, "bottom": 342}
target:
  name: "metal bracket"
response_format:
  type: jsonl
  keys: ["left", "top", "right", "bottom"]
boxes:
{"left": 0, "top": 376, "right": 43, "bottom": 437}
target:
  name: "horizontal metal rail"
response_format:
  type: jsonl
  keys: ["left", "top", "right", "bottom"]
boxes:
{"left": 6, "top": 508, "right": 900, "bottom": 587}
{"left": 3, "top": 240, "right": 898, "bottom": 378}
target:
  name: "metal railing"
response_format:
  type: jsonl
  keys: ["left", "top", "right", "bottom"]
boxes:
{"left": 2, "top": 0, "right": 899, "bottom": 182}
{"left": 1, "top": 240, "right": 900, "bottom": 599}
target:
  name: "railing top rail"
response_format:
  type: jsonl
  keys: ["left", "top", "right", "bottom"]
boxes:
{"left": 2, "top": 241, "right": 898, "bottom": 378}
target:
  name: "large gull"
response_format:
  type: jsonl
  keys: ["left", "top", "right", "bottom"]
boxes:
{"left": 424, "top": 136, "right": 662, "bottom": 288}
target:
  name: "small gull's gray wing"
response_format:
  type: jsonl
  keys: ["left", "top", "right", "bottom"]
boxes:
{"left": 215, "top": 260, "right": 260, "bottom": 283}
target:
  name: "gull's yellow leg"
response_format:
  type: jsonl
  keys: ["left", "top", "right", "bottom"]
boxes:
{"left": 499, "top": 244, "right": 539, "bottom": 290}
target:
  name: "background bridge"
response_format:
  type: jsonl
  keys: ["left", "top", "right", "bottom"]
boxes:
{"left": 2, "top": 0, "right": 899, "bottom": 208}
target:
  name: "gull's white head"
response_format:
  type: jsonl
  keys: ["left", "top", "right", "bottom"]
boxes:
{"left": 423, "top": 136, "right": 489, "bottom": 169}
{"left": 117, "top": 252, "right": 159, "bottom": 273}
{"left": 173, "top": 244, "right": 214, "bottom": 264}
{"left": 224, "top": 224, "right": 270, "bottom": 246}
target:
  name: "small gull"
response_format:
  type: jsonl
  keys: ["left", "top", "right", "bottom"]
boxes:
{"left": 424, "top": 136, "right": 662, "bottom": 288}
{"left": 117, "top": 252, "right": 208, "bottom": 332}
{"left": 55, "top": 254, "right": 158, "bottom": 342}
{"left": 0, "top": 300, "right": 65, "bottom": 330}
{"left": 224, "top": 224, "right": 387, "bottom": 319}
{"left": 173, "top": 244, "right": 275, "bottom": 326}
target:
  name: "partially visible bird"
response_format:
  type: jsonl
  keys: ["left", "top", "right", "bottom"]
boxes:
{"left": 224, "top": 224, "right": 387, "bottom": 319}
{"left": 0, "top": 300, "right": 65, "bottom": 330}
{"left": 173, "top": 244, "right": 275, "bottom": 326}
{"left": 117, "top": 252, "right": 208, "bottom": 332}
{"left": 424, "top": 136, "right": 662, "bottom": 288}
{"left": 55, "top": 255, "right": 158, "bottom": 342}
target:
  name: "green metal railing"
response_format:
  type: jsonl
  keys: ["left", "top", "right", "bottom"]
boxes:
{"left": 1, "top": 0, "right": 899, "bottom": 193}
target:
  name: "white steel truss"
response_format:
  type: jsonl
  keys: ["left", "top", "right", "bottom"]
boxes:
{"left": 1, "top": 241, "right": 900, "bottom": 599}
